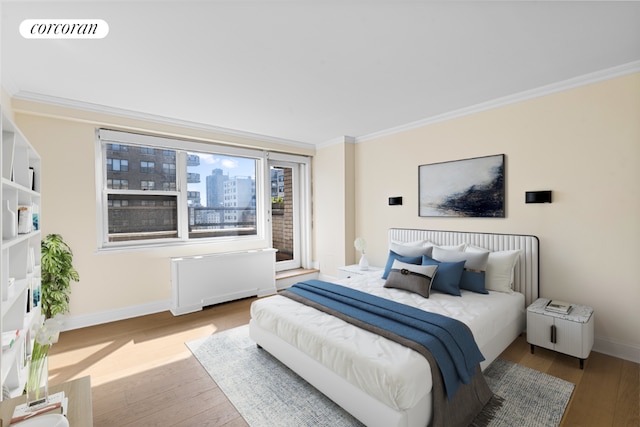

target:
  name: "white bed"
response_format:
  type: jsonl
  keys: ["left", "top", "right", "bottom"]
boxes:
{"left": 249, "top": 229, "right": 539, "bottom": 427}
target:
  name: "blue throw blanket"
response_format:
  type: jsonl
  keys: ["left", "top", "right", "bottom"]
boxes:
{"left": 285, "top": 280, "right": 485, "bottom": 400}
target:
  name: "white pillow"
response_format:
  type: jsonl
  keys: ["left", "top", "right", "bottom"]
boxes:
{"left": 390, "top": 240, "right": 466, "bottom": 257}
{"left": 438, "top": 243, "right": 466, "bottom": 252}
{"left": 389, "top": 240, "right": 433, "bottom": 257}
{"left": 466, "top": 245, "right": 521, "bottom": 293}
{"left": 432, "top": 246, "right": 489, "bottom": 293}
{"left": 433, "top": 246, "right": 488, "bottom": 270}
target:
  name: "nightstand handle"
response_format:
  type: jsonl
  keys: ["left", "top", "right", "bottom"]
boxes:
{"left": 550, "top": 324, "right": 557, "bottom": 344}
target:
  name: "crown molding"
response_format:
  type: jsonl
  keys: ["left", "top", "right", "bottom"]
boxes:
{"left": 10, "top": 91, "right": 316, "bottom": 150}
{"left": 356, "top": 60, "right": 640, "bottom": 143}
{"left": 8, "top": 60, "right": 639, "bottom": 149}
{"left": 315, "top": 135, "right": 356, "bottom": 150}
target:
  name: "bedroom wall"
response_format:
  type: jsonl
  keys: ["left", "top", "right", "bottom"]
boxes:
{"left": 340, "top": 73, "right": 639, "bottom": 361}
{"left": 8, "top": 99, "right": 314, "bottom": 327}
{"left": 313, "top": 139, "right": 356, "bottom": 274}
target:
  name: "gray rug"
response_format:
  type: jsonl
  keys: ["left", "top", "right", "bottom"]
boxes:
{"left": 187, "top": 325, "right": 574, "bottom": 427}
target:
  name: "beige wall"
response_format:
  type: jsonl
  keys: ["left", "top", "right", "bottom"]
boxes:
{"left": 313, "top": 139, "right": 356, "bottom": 275}
{"left": 343, "top": 73, "right": 639, "bottom": 360}
{"left": 9, "top": 100, "right": 313, "bottom": 325}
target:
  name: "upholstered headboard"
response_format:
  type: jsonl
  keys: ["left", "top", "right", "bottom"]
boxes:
{"left": 389, "top": 229, "right": 539, "bottom": 306}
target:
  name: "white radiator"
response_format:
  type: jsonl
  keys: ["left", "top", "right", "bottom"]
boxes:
{"left": 170, "top": 248, "right": 277, "bottom": 315}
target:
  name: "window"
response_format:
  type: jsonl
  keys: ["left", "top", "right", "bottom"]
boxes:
{"left": 163, "top": 163, "right": 176, "bottom": 177}
{"left": 140, "top": 161, "right": 155, "bottom": 173}
{"left": 108, "top": 179, "right": 129, "bottom": 189}
{"left": 107, "top": 158, "right": 129, "bottom": 172}
{"left": 186, "top": 151, "right": 258, "bottom": 240}
{"left": 96, "top": 129, "right": 268, "bottom": 249}
{"left": 140, "top": 180, "right": 155, "bottom": 190}
{"left": 109, "top": 143, "right": 128, "bottom": 152}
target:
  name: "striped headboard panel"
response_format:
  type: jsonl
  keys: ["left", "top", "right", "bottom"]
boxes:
{"left": 389, "top": 229, "right": 539, "bottom": 306}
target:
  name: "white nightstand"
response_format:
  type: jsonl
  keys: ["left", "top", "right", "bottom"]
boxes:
{"left": 527, "top": 298, "right": 594, "bottom": 369}
{"left": 337, "top": 264, "right": 383, "bottom": 279}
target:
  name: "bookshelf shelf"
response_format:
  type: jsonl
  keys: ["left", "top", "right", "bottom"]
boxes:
{"left": 1, "top": 108, "right": 43, "bottom": 399}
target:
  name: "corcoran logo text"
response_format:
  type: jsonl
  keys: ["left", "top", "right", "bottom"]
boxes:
{"left": 20, "top": 19, "right": 109, "bottom": 39}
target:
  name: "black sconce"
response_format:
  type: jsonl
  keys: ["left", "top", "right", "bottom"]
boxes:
{"left": 525, "top": 191, "right": 552, "bottom": 204}
{"left": 388, "top": 197, "right": 403, "bottom": 206}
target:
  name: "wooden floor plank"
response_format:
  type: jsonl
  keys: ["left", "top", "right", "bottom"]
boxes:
{"left": 47, "top": 298, "right": 638, "bottom": 427}
{"left": 613, "top": 359, "right": 640, "bottom": 427}
{"left": 546, "top": 352, "right": 585, "bottom": 385}
{"left": 560, "top": 352, "right": 622, "bottom": 427}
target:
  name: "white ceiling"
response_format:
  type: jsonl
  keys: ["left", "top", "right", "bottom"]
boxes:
{"left": 2, "top": 1, "right": 640, "bottom": 147}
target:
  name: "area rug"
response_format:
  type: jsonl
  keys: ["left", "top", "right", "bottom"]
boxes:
{"left": 187, "top": 325, "right": 574, "bottom": 427}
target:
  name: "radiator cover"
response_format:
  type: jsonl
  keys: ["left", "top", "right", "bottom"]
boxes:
{"left": 171, "top": 248, "right": 277, "bottom": 315}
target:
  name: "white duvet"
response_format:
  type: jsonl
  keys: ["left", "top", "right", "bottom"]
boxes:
{"left": 250, "top": 272, "right": 525, "bottom": 411}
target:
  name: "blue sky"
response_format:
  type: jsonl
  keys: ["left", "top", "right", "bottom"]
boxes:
{"left": 187, "top": 152, "right": 256, "bottom": 206}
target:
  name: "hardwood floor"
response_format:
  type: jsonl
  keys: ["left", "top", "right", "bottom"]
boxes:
{"left": 49, "top": 297, "right": 639, "bottom": 427}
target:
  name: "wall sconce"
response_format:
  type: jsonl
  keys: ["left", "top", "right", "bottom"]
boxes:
{"left": 525, "top": 191, "right": 552, "bottom": 204}
{"left": 388, "top": 197, "right": 403, "bottom": 206}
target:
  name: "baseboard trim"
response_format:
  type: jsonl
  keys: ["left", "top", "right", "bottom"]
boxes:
{"left": 593, "top": 336, "right": 640, "bottom": 364}
{"left": 62, "top": 300, "right": 171, "bottom": 331}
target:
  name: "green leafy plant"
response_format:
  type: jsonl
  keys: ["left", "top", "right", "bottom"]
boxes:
{"left": 41, "top": 234, "right": 80, "bottom": 318}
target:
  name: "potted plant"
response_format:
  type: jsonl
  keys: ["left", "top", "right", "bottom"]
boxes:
{"left": 40, "top": 234, "right": 80, "bottom": 318}
{"left": 271, "top": 196, "right": 284, "bottom": 210}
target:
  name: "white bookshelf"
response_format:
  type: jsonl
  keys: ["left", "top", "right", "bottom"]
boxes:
{"left": 1, "top": 108, "right": 42, "bottom": 399}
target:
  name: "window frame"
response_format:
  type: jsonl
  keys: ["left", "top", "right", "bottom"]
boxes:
{"left": 268, "top": 151, "right": 313, "bottom": 270}
{"left": 95, "top": 129, "right": 270, "bottom": 252}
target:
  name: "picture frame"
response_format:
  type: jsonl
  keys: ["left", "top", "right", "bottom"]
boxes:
{"left": 419, "top": 154, "right": 505, "bottom": 217}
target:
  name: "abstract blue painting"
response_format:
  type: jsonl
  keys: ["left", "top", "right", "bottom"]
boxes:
{"left": 419, "top": 154, "right": 505, "bottom": 217}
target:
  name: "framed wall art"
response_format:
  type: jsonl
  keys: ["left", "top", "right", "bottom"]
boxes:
{"left": 419, "top": 154, "right": 505, "bottom": 217}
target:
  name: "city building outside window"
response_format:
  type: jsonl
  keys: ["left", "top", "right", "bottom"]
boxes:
{"left": 140, "top": 161, "right": 155, "bottom": 173}
{"left": 96, "top": 129, "right": 266, "bottom": 249}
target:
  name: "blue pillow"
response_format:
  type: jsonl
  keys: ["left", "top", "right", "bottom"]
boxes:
{"left": 431, "top": 247, "right": 489, "bottom": 294}
{"left": 382, "top": 251, "right": 422, "bottom": 279}
{"left": 459, "top": 270, "right": 489, "bottom": 294}
{"left": 421, "top": 255, "right": 465, "bottom": 296}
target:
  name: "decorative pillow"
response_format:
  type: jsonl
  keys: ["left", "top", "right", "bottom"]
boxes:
{"left": 466, "top": 246, "right": 521, "bottom": 293}
{"left": 464, "top": 245, "right": 488, "bottom": 254}
{"left": 438, "top": 243, "right": 467, "bottom": 252}
{"left": 389, "top": 240, "right": 466, "bottom": 258}
{"left": 389, "top": 240, "right": 434, "bottom": 258}
{"left": 382, "top": 251, "right": 423, "bottom": 279}
{"left": 384, "top": 260, "right": 438, "bottom": 298}
{"left": 432, "top": 247, "right": 489, "bottom": 294}
{"left": 421, "top": 256, "right": 465, "bottom": 296}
